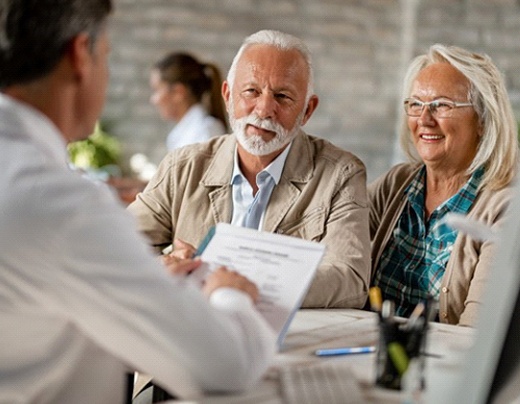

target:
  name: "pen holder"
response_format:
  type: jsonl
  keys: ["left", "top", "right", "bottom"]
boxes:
{"left": 375, "top": 318, "right": 428, "bottom": 390}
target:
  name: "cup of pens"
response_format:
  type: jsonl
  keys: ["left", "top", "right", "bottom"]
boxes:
{"left": 370, "top": 288, "right": 430, "bottom": 391}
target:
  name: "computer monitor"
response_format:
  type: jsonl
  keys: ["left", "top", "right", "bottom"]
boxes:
{"left": 442, "top": 181, "right": 520, "bottom": 404}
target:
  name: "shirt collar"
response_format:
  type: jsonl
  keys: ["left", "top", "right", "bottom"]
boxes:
{"left": 231, "top": 142, "right": 293, "bottom": 185}
{"left": 185, "top": 103, "right": 205, "bottom": 119}
{"left": 173, "top": 103, "right": 205, "bottom": 129}
{"left": 405, "top": 165, "right": 485, "bottom": 217}
{"left": 0, "top": 93, "right": 69, "bottom": 167}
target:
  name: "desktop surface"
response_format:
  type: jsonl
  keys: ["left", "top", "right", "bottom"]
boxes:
{"left": 165, "top": 309, "right": 474, "bottom": 403}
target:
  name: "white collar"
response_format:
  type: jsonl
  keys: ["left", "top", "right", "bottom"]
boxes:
{"left": 0, "top": 93, "right": 69, "bottom": 167}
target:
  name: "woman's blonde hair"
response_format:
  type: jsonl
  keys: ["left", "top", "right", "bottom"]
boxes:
{"left": 400, "top": 44, "right": 519, "bottom": 190}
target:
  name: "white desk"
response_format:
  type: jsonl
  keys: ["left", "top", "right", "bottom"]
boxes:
{"left": 171, "top": 309, "right": 474, "bottom": 403}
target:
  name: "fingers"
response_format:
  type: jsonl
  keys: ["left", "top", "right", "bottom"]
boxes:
{"left": 174, "top": 239, "right": 195, "bottom": 249}
{"left": 162, "top": 256, "right": 201, "bottom": 276}
{"left": 203, "top": 266, "right": 259, "bottom": 302}
{"left": 170, "top": 239, "right": 196, "bottom": 260}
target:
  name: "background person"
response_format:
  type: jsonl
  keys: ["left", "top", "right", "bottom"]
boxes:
{"left": 0, "top": 1, "right": 276, "bottom": 403}
{"left": 369, "top": 44, "right": 519, "bottom": 326}
{"left": 150, "top": 52, "right": 228, "bottom": 151}
{"left": 129, "top": 30, "right": 371, "bottom": 309}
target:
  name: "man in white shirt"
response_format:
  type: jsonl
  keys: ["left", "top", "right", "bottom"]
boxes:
{"left": 0, "top": 1, "right": 276, "bottom": 403}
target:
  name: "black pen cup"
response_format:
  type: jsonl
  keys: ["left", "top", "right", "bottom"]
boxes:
{"left": 375, "top": 318, "right": 428, "bottom": 390}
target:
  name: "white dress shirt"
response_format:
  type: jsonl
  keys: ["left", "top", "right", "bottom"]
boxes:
{"left": 0, "top": 94, "right": 275, "bottom": 404}
{"left": 166, "top": 103, "right": 226, "bottom": 151}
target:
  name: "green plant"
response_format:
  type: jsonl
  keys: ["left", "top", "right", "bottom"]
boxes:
{"left": 68, "top": 121, "right": 121, "bottom": 170}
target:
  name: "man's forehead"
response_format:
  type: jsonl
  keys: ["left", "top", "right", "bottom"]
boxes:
{"left": 235, "top": 45, "right": 308, "bottom": 86}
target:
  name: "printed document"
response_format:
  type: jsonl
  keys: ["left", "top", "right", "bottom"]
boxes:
{"left": 191, "top": 223, "right": 326, "bottom": 346}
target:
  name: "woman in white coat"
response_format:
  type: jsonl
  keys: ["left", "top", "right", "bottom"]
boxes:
{"left": 150, "top": 52, "right": 228, "bottom": 151}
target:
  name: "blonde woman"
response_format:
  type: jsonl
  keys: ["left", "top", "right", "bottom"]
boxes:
{"left": 369, "top": 44, "right": 519, "bottom": 326}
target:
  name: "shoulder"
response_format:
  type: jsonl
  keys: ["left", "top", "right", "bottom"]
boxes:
{"left": 301, "top": 133, "right": 366, "bottom": 173}
{"left": 150, "top": 135, "right": 234, "bottom": 186}
{"left": 471, "top": 182, "right": 515, "bottom": 219}
{"left": 167, "top": 134, "right": 233, "bottom": 164}
{"left": 4, "top": 163, "right": 119, "bottom": 242}
{"left": 187, "top": 114, "right": 226, "bottom": 139}
{"left": 369, "top": 163, "right": 421, "bottom": 193}
{"left": 188, "top": 105, "right": 226, "bottom": 135}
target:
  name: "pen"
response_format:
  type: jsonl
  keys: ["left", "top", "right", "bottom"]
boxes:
{"left": 315, "top": 345, "right": 376, "bottom": 357}
{"left": 405, "top": 301, "right": 425, "bottom": 330}
{"left": 193, "top": 226, "right": 216, "bottom": 258}
{"left": 387, "top": 342, "right": 409, "bottom": 375}
{"left": 423, "top": 351, "right": 443, "bottom": 358}
{"left": 369, "top": 286, "right": 383, "bottom": 313}
{"left": 381, "top": 300, "right": 395, "bottom": 322}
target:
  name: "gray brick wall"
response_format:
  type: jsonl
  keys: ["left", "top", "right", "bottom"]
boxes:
{"left": 105, "top": 0, "right": 520, "bottom": 182}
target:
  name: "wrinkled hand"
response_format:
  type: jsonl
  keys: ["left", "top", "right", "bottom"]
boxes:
{"left": 203, "top": 267, "right": 259, "bottom": 303}
{"left": 161, "top": 255, "right": 201, "bottom": 276}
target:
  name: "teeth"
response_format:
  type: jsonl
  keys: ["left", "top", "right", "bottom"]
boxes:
{"left": 421, "top": 134, "right": 443, "bottom": 140}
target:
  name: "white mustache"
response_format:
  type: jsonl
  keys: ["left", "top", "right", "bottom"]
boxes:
{"left": 241, "top": 115, "right": 283, "bottom": 134}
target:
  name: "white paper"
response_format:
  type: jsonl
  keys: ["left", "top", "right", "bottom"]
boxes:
{"left": 191, "top": 223, "right": 326, "bottom": 346}
{"left": 441, "top": 212, "right": 497, "bottom": 242}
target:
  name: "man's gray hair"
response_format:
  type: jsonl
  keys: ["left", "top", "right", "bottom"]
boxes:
{"left": 0, "top": 0, "right": 112, "bottom": 88}
{"left": 226, "top": 30, "right": 314, "bottom": 103}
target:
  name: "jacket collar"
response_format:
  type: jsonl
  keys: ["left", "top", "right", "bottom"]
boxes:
{"left": 281, "top": 129, "right": 314, "bottom": 183}
{"left": 200, "top": 129, "right": 314, "bottom": 187}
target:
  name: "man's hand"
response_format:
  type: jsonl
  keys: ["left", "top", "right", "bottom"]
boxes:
{"left": 161, "top": 255, "right": 201, "bottom": 276}
{"left": 168, "top": 239, "right": 196, "bottom": 260}
{"left": 161, "top": 238, "right": 198, "bottom": 275}
{"left": 203, "top": 267, "right": 259, "bottom": 303}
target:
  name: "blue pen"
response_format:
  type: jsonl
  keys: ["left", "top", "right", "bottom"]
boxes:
{"left": 315, "top": 345, "right": 376, "bottom": 357}
{"left": 193, "top": 226, "right": 216, "bottom": 257}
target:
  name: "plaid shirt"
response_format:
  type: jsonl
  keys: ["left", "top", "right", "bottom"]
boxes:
{"left": 374, "top": 166, "right": 484, "bottom": 318}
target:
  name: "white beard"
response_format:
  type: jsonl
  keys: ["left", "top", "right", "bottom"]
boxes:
{"left": 229, "top": 105, "right": 303, "bottom": 156}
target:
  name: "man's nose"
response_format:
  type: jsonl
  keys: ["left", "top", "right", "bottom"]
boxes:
{"left": 254, "top": 93, "right": 276, "bottom": 119}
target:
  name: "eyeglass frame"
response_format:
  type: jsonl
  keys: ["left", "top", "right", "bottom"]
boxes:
{"left": 403, "top": 98, "right": 473, "bottom": 118}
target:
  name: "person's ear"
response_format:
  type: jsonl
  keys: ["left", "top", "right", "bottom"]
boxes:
{"left": 301, "top": 95, "right": 319, "bottom": 126}
{"left": 222, "top": 80, "right": 231, "bottom": 108}
{"left": 66, "top": 33, "right": 92, "bottom": 82}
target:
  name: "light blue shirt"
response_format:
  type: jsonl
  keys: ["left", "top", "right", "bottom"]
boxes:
{"left": 230, "top": 143, "right": 292, "bottom": 230}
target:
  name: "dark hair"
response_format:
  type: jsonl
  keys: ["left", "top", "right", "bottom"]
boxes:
{"left": 154, "top": 52, "right": 228, "bottom": 130}
{"left": 0, "top": 0, "right": 112, "bottom": 88}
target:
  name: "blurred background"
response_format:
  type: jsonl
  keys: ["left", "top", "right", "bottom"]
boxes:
{"left": 94, "top": 0, "right": 520, "bottom": 184}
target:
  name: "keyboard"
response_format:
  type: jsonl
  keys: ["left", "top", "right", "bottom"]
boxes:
{"left": 279, "top": 360, "right": 364, "bottom": 404}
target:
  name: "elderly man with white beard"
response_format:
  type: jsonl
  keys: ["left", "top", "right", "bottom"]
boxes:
{"left": 128, "top": 30, "right": 370, "bottom": 308}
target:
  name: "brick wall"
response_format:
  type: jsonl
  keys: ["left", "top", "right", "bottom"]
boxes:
{"left": 106, "top": 0, "right": 520, "bottom": 181}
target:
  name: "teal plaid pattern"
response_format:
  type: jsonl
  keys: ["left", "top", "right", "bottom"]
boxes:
{"left": 374, "top": 166, "right": 484, "bottom": 318}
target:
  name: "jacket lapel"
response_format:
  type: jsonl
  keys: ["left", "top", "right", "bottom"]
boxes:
{"left": 201, "top": 135, "right": 236, "bottom": 224}
{"left": 263, "top": 132, "right": 314, "bottom": 232}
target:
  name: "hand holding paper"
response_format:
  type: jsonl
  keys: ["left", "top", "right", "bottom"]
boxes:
{"left": 203, "top": 266, "right": 260, "bottom": 302}
{"left": 191, "top": 223, "right": 326, "bottom": 347}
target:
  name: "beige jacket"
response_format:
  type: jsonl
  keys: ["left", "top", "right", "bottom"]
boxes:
{"left": 368, "top": 163, "right": 512, "bottom": 326}
{"left": 128, "top": 132, "right": 371, "bottom": 308}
